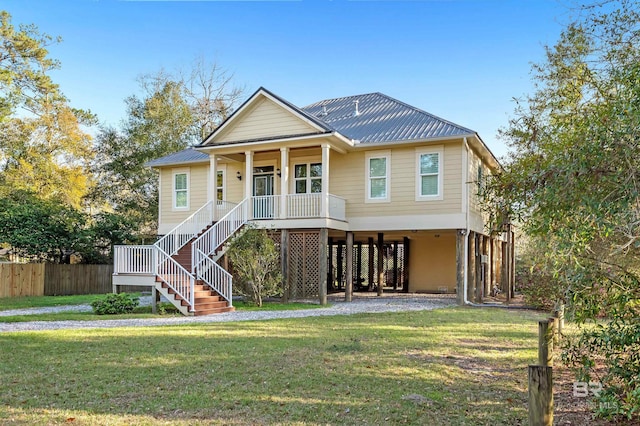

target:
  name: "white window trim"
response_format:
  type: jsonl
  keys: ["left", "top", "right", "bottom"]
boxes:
{"left": 172, "top": 168, "right": 190, "bottom": 210}
{"left": 415, "top": 146, "right": 444, "bottom": 201}
{"left": 365, "top": 150, "right": 391, "bottom": 203}
{"left": 292, "top": 162, "right": 322, "bottom": 194}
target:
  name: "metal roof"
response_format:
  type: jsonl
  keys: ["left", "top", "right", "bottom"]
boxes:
{"left": 145, "top": 147, "right": 209, "bottom": 167}
{"left": 302, "top": 92, "right": 475, "bottom": 144}
{"left": 150, "top": 90, "right": 481, "bottom": 167}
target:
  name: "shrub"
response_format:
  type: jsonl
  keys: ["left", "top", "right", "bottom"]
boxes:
{"left": 227, "top": 226, "right": 282, "bottom": 306}
{"left": 516, "top": 262, "right": 564, "bottom": 310}
{"left": 91, "top": 293, "right": 139, "bottom": 315}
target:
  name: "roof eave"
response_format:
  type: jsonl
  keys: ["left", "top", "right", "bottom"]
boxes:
{"left": 350, "top": 133, "right": 477, "bottom": 149}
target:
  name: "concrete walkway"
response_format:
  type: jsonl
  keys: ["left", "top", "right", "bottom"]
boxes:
{"left": 0, "top": 294, "right": 456, "bottom": 333}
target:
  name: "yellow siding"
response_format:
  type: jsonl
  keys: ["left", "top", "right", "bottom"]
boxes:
{"left": 216, "top": 97, "right": 318, "bottom": 143}
{"left": 159, "top": 165, "right": 210, "bottom": 230}
{"left": 408, "top": 233, "right": 456, "bottom": 292}
{"left": 224, "top": 163, "right": 244, "bottom": 202}
{"left": 329, "top": 142, "right": 463, "bottom": 218}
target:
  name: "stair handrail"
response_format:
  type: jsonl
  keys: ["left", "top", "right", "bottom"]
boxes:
{"left": 194, "top": 248, "right": 233, "bottom": 305}
{"left": 155, "top": 245, "right": 195, "bottom": 310}
{"left": 192, "top": 197, "right": 249, "bottom": 268}
{"left": 192, "top": 198, "right": 249, "bottom": 301}
{"left": 154, "top": 200, "right": 215, "bottom": 256}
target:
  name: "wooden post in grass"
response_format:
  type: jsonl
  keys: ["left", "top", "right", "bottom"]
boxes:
{"left": 554, "top": 303, "right": 564, "bottom": 335}
{"left": 549, "top": 316, "right": 559, "bottom": 349}
{"left": 538, "top": 320, "right": 553, "bottom": 367}
{"left": 528, "top": 365, "right": 553, "bottom": 426}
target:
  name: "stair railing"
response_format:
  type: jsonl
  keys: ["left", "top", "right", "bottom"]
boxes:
{"left": 152, "top": 200, "right": 214, "bottom": 312}
{"left": 155, "top": 200, "right": 215, "bottom": 256}
{"left": 155, "top": 246, "right": 195, "bottom": 310}
{"left": 192, "top": 198, "right": 249, "bottom": 304}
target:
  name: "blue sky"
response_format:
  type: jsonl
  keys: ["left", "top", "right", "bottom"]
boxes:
{"left": 5, "top": 0, "right": 571, "bottom": 158}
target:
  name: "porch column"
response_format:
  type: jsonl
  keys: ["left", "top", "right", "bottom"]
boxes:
{"left": 377, "top": 232, "right": 384, "bottom": 296}
{"left": 281, "top": 230, "right": 290, "bottom": 302}
{"left": 319, "top": 228, "right": 328, "bottom": 305}
{"left": 392, "top": 241, "right": 398, "bottom": 290}
{"left": 367, "top": 237, "right": 374, "bottom": 291}
{"left": 467, "top": 232, "right": 476, "bottom": 303}
{"left": 321, "top": 144, "right": 330, "bottom": 218}
{"left": 345, "top": 231, "right": 354, "bottom": 302}
{"left": 403, "top": 236, "right": 410, "bottom": 293}
{"left": 244, "top": 150, "right": 253, "bottom": 205}
{"left": 209, "top": 154, "right": 217, "bottom": 221}
{"left": 456, "top": 230, "right": 465, "bottom": 305}
{"left": 280, "top": 147, "right": 289, "bottom": 219}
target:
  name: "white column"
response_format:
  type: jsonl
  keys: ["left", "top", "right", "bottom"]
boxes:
{"left": 321, "top": 144, "right": 330, "bottom": 218}
{"left": 209, "top": 154, "right": 217, "bottom": 221}
{"left": 280, "top": 147, "right": 289, "bottom": 219}
{"left": 245, "top": 150, "right": 253, "bottom": 199}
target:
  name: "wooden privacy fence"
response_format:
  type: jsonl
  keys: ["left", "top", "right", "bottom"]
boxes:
{"left": 0, "top": 263, "right": 45, "bottom": 298}
{"left": 0, "top": 263, "right": 115, "bottom": 297}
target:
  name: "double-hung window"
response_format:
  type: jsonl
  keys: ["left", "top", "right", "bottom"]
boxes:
{"left": 174, "top": 171, "right": 189, "bottom": 209}
{"left": 415, "top": 146, "right": 443, "bottom": 201}
{"left": 216, "top": 170, "right": 224, "bottom": 201}
{"left": 366, "top": 151, "right": 390, "bottom": 202}
{"left": 294, "top": 163, "right": 322, "bottom": 194}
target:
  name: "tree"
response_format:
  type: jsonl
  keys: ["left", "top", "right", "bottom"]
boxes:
{"left": 93, "top": 75, "right": 194, "bottom": 236}
{"left": 227, "top": 227, "right": 282, "bottom": 306}
{"left": 0, "top": 190, "right": 88, "bottom": 263}
{"left": 180, "top": 57, "right": 243, "bottom": 140}
{"left": 484, "top": 0, "right": 640, "bottom": 419}
{"left": 93, "top": 63, "right": 242, "bottom": 237}
{"left": 0, "top": 11, "right": 96, "bottom": 207}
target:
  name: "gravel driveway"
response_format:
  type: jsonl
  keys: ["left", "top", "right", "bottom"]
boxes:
{"left": 0, "top": 294, "right": 456, "bottom": 333}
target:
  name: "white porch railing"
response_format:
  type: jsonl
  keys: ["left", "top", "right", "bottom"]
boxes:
{"left": 328, "top": 195, "right": 346, "bottom": 221}
{"left": 113, "top": 245, "right": 156, "bottom": 274}
{"left": 252, "top": 195, "right": 280, "bottom": 220}
{"left": 287, "top": 193, "right": 322, "bottom": 218}
{"left": 249, "top": 194, "right": 346, "bottom": 220}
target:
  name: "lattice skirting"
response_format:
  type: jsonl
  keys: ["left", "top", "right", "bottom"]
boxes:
{"left": 287, "top": 231, "right": 320, "bottom": 299}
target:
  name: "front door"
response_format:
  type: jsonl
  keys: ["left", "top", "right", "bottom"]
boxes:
{"left": 253, "top": 167, "right": 274, "bottom": 219}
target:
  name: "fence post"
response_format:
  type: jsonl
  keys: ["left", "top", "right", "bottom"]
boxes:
{"left": 538, "top": 320, "right": 553, "bottom": 367}
{"left": 549, "top": 316, "right": 559, "bottom": 348}
{"left": 554, "top": 303, "right": 564, "bottom": 335}
{"left": 528, "top": 365, "right": 553, "bottom": 426}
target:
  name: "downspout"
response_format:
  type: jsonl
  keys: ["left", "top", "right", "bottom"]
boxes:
{"left": 463, "top": 137, "right": 483, "bottom": 306}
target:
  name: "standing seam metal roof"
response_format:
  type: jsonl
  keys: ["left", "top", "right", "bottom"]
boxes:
{"left": 149, "top": 90, "right": 480, "bottom": 167}
{"left": 145, "top": 147, "right": 209, "bottom": 167}
{"left": 302, "top": 92, "right": 475, "bottom": 143}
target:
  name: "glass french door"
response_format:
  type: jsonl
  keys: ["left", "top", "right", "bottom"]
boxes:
{"left": 253, "top": 167, "right": 274, "bottom": 219}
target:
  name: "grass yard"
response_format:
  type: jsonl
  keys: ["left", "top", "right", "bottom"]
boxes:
{"left": 0, "top": 294, "right": 108, "bottom": 311}
{"left": 0, "top": 307, "right": 546, "bottom": 425}
{"left": 0, "top": 295, "right": 322, "bottom": 323}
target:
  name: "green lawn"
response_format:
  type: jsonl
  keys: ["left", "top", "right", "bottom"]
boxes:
{"left": 0, "top": 294, "right": 108, "bottom": 311}
{"left": 0, "top": 307, "right": 546, "bottom": 425}
{"left": 0, "top": 296, "right": 323, "bottom": 322}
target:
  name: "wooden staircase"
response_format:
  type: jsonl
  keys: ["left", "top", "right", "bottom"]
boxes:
{"left": 157, "top": 231, "right": 234, "bottom": 316}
